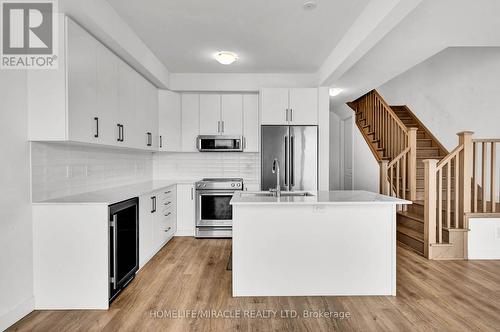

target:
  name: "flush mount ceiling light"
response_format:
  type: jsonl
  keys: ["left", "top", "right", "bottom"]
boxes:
{"left": 303, "top": 1, "right": 317, "bottom": 10}
{"left": 214, "top": 51, "right": 238, "bottom": 65}
{"left": 329, "top": 88, "right": 343, "bottom": 97}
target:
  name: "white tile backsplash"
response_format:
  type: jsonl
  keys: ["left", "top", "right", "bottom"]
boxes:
{"left": 31, "top": 142, "right": 153, "bottom": 201}
{"left": 154, "top": 152, "right": 260, "bottom": 184}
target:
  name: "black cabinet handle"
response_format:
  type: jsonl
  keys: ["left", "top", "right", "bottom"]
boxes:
{"left": 160, "top": 135, "right": 163, "bottom": 148}
{"left": 120, "top": 125, "right": 124, "bottom": 142}
{"left": 117, "top": 124, "right": 121, "bottom": 142}
{"left": 147, "top": 132, "right": 152, "bottom": 147}
{"left": 94, "top": 117, "right": 99, "bottom": 138}
{"left": 151, "top": 196, "right": 156, "bottom": 213}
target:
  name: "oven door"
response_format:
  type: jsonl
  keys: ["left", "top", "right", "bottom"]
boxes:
{"left": 196, "top": 190, "right": 235, "bottom": 227}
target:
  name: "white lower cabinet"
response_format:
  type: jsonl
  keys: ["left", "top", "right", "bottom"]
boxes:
{"left": 176, "top": 184, "right": 196, "bottom": 236}
{"left": 139, "top": 185, "right": 177, "bottom": 269}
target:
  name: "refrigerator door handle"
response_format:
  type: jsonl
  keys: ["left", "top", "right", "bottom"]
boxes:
{"left": 284, "top": 135, "right": 288, "bottom": 187}
{"left": 290, "top": 135, "right": 294, "bottom": 187}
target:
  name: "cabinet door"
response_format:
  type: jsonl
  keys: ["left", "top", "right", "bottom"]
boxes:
{"left": 221, "top": 94, "right": 243, "bottom": 135}
{"left": 118, "top": 60, "right": 140, "bottom": 148}
{"left": 147, "top": 82, "right": 159, "bottom": 150}
{"left": 199, "top": 94, "right": 221, "bottom": 135}
{"left": 260, "top": 88, "right": 289, "bottom": 125}
{"left": 96, "top": 44, "right": 119, "bottom": 146}
{"left": 176, "top": 184, "right": 195, "bottom": 236}
{"left": 243, "top": 94, "right": 259, "bottom": 152}
{"left": 134, "top": 74, "right": 150, "bottom": 149}
{"left": 288, "top": 88, "right": 318, "bottom": 125}
{"left": 67, "top": 19, "right": 98, "bottom": 143}
{"left": 139, "top": 194, "right": 155, "bottom": 268}
{"left": 181, "top": 94, "right": 200, "bottom": 152}
{"left": 158, "top": 90, "right": 181, "bottom": 152}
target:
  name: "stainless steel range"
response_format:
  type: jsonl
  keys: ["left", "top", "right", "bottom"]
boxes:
{"left": 195, "top": 178, "right": 243, "bottom": 238}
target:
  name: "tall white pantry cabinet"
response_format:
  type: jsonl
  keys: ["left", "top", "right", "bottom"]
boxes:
{"left": 28, "top": 16, "right": 159, "bottom": 150}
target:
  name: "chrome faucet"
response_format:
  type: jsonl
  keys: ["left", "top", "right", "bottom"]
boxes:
{"left": 270, "top": 158, "right": 281, "bottom": 197}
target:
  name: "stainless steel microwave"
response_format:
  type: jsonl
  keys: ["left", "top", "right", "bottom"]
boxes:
{"left": 197, "top": 135, "right": 243, "bottom": 152}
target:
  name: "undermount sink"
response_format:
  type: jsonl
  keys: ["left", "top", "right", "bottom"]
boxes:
{"left": 242, "top": 191, "right": 315, "bottom": 197}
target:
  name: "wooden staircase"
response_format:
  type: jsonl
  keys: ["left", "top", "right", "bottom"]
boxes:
{"left": 391, "top": 106, "right": 447, "bottom": 255}
{"left": 348, "top": 90, "right": 500, "bottom": 260}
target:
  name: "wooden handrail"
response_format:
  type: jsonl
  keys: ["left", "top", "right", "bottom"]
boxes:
{"left": 472, "top": 139, "right": 500, "bottom": 143}
{"left": 388, "top": 147, "right": 410, "bottom": 168}
{"left": 349, "top": 90, "right": 417, "bottom": 203}
{"left": 372, "top": 90, "right": 409, "bottom": 134}
{"left": 436, "top": 145, "right": 463, "bottom": 171}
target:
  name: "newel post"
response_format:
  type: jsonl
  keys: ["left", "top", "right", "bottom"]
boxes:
{"left": 379, "top": 160, "right": 389, "bottom": 196}
{"left": 458, "top": 131, "right": 474, "bottom": 228}
{"left": 408, "top": 128, "right": 418, "bottom": 201}
{"left": 423, "top": 159, "right": 438, "bottom": 258}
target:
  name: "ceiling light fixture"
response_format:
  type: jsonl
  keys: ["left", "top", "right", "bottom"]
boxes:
{"left": 329, "top": 88, "right": 343, "bottom": 97}
{"left": 303, "top": 1, "right": 317, "bottom": 10}
{"left": 214, "top": 51, "right": 238, "bottom": 65}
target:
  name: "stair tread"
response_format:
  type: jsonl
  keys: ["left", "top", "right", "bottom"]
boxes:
{"left": 398, "top": 211, "right": 424, "bottom": 222}
{"left": 397, "top": 225, "right": 424, "bottom": 242}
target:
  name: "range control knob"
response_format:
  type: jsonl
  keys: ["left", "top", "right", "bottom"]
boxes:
{"left": 203, "top": 184, "right": 207, "bottom": 188}
{"left": 231, "top": 183, "right": 235, "bottom": 187}
{"left": 236, "top": 183, "right": 241, "bottom": 187}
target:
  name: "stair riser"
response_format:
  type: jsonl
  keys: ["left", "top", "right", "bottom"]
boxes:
{"left": 397, "top": 216, "right": 424, "bottom": 233}
{"left": 408, "top": 204, "right": 424, "bottom": 215}
{"left": 397, "top": 233, "right": 424, "bottom": 255}
{"left": 417, "top": 140, "right": 434, "bottom": 148}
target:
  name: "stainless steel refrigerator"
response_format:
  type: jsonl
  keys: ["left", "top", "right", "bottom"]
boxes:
{"left": 261, "top": 125, "right": 318, "bottom": 191}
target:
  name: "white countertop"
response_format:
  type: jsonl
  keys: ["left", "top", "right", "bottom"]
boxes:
{"left": 231, "top": 190, "right": 412, "bottom": 205}
{"left": 33, "top": 180, "right": 195, "bottom": 205}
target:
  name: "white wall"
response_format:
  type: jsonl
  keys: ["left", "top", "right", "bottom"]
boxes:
{"left": 169, "top": 73, "right": 319, "bottom": 92}
{"left": 154, "top": 153, "right": 260, "bottom": 187}
{"left": 0, "top": 72, "right": 34, "bottom": 330}
{"left": 31, "top": 143, "right": 153, "bottom": 202}
{"left": 378, "top": 47, "right": 500, "bottom": 150}
{"left": 353, "top": 120, "right": 379, "bottom": 192}
{"left": 331, "top": 104, "right": 379, "bottom": 193}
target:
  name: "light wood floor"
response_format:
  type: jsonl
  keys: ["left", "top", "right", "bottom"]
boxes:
{"left": 9, "top": 237, "right": 500, "bottom": 331}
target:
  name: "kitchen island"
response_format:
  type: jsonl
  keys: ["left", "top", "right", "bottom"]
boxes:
{"left": 230, "top": 191, "right": 411, "bottom": 297}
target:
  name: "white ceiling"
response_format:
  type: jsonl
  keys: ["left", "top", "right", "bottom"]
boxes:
{"left": 106, "top": 0, "right": 369, "bottom": 73}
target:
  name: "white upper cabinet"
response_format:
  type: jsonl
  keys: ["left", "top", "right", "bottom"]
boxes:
{"left": 158, "top": 90, "right": 182, "bottom": 152}
{"left": 67, "top": 18, "right": 98, "bottom": 144}
{"left": 199, "top": 94, "right": 243, "bottom": 136}
{"left": 181, "top": 94, "right": 200, "bottom": 152}
{"left": 260, "top": 88, "right": 318, "bottom": 125}
{"left": 260, "top": 88, "right": 289, "bottom": 125}
{"left": 221, "top": 94, "right": 243, "bottom": 136}
{"left": 28, "top": 16, "right": 160, "bottom": 151}
{"left": 243, "top": 94, "right": 259, "bottom": 152}
{"left": 117, "top": 60, "right": 140, "bottom": 148}
{"left": 96, "top": 43, "right": 119, "bottom": 146}
{"left": 199, "top": 94, "right": 221, "bottom": 135}
{"left": 288, "top": 88, "right": 318, "bottom": 125}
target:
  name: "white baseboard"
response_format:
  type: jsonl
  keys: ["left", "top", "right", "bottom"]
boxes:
{"left": 0, "top": 296, "right": 34, "bottom": 331}
{"left": 174, "top": 229, "right": 195, "bottom": 237}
